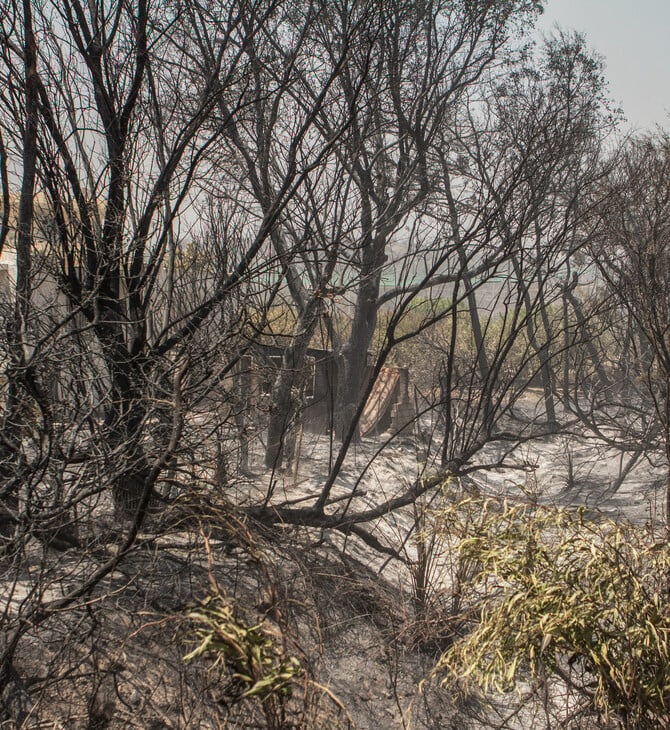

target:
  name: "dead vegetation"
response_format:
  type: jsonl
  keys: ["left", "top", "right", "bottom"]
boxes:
{"left": 5, "top": 465, "right": 668, "bottom": 729}
{"left": 0, "top": 492, "right": 467, "bottom": 729}
{"left": 2, "top": 1, "right": 670, "bottom": 727}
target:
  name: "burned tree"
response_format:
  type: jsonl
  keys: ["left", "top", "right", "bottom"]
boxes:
{"left": 0, "top": 1, "right": 629, "bottom": 725}
{"left": 316, "top": 0, "right": 543, "bottom": 440}
{"left": 588, "top": 133, "right": 670, "bottom": 532}
{"left": 0, "top": 0, "right": 349, "bottom": 708}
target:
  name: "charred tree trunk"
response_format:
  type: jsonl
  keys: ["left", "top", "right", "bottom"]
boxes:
{"left": 265, "top": 297, "right": 323, "bottom": 470}
{"left": 336, "top": 271, "right": 380, "bottom": 441}
{"left": 335, "top": 187, "right": 387, "bottom": 440}
{"left": 105, "top": 362, "right": 151, "bottom": 518}
{"left": 663, "top": 375, "right": 670, "bottom": 543}
{"left": 535, "top": 287, "right": 558, "bottom": 427}
{"left": 94, "top": 303, "right": 152, "bottom": 519}
{"left": 443, "top": 161, "right": 494, "bottom": 434}
{"left": 1, "top": 0, "right": 39, "bottom": 487}
{"left": 511, "top": 254, "right": 558, "bottom": 427}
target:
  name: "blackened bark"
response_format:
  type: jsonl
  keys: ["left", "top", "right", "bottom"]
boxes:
{"left": 0, "top": 0, "right": 40, "bottom": 685}
{"left": 265, "top": 296, "right": 323, "bottom": 470}
{"left": 443, "top": 160, "right": 494, "bottom": 433}
{"left": 335, "top": 184, "right": 387, "bottom": 439}
{"left": 15, "top": 0, "right": 37, "bottom": 329}
{"left": 0, "top": 131, "right": 10, "bottom": 258}
{"left": 336, "top": 272, "right": 379, "bottom": 440}
{"left": 0, "top": 0, "right": 40, "bottom": 486}
{"left": 511, "top": 254, "right": 558, "bottom": 426}
{"left": 95, "top": 327, "right": 152, "bottom": 518}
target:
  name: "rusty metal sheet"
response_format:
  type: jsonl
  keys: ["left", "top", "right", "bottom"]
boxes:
{"left": 359, "top": 367, "right": 400, "bottom": 436}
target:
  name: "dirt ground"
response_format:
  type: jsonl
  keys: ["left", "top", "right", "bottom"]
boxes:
{"left": 3, "top": 410, "right": 665, "bottom": 728}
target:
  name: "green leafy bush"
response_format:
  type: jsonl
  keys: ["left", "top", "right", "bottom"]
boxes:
{"left": 184, "top": 589, "right": 302, "bottom": 729}
{"left": 432, "top": 498, "right": 670, "bottom": 729}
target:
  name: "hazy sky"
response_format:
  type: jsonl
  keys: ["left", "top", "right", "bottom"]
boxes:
{"left": 536, "top": 0, "right": 670, "bottom": 131}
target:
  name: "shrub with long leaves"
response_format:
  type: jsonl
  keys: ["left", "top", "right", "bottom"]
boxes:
{"left": 184, "top": 589, "right": 301, "bottom": 728}
{"left": 432, "top": 498, "right": 670, "bottom": 729}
